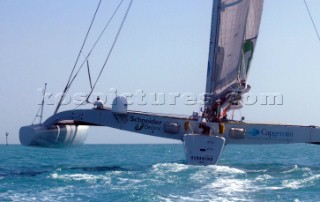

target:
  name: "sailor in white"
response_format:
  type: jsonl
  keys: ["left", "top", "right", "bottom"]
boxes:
{"left": 199, "top": 114, "right": 210, "bottom": 135}
{"left": 94, "top": 97, "right": 104, "bottom": 109}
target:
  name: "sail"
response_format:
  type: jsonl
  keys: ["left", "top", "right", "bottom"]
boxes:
{"left": 205, "top": 0, "right": 264, "bottom": 106}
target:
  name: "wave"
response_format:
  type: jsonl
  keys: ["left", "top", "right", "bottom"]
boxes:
{"left": 282, "top": 165, "right": 312, "bottom": 174}
{"left": 210, "top": 165, "right": 246, "bottom": 174}
{"left": 69, "top": 165, "right": 130, "bottom": 172}
{"left": 263, "top": 174, "right": 320, "bottom": 191}
{"left": 255, "top": 174, "right": 273, "bottom": 182}
{"left": 152, "top": 163, "right": 190, "bottom": 173}
{"left": 206, "top": 178, "right": 254, "bottom": 193}
{"left": 151, "top": 163, "right": 246, "bottom": 174}
{"left": 0, "top": 185, "right": 76, "bottom": 202}
{"left": 50, "top": 173, "right": 112, "bottom": 183}
{"left": 0, "top": 165, "right": 133, "bottom": 179}
{"left": 282, "top": 174, "right": 320, "bottom": 189}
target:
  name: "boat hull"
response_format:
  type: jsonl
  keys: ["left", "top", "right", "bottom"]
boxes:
{"left": 183, "top": 134, "right": 225, "bottom": 165}
{"left": 19, "top": 124, "right": 88, "bottom": 147}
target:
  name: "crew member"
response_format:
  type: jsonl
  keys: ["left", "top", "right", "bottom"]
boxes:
{"left": 221, "top": 114, "right": 229, "bottom": 122}
{"left": 94, "top": 96, "right": 104, "bottom": 109}
{"left": 213, "top": 99, "right": 222, "bottom": 122}
{"left": 199, "top": 114, "right": 210, "bottom": 135}
{"left": 221, "top": 108, "right": 229, "bottom": 122}
{"left": 186, "top": 119, "right": 195, "bottom": 134}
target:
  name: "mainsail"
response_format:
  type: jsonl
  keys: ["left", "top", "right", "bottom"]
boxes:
{"left": 205, "top": 0, "right": 264, "bottom": 109}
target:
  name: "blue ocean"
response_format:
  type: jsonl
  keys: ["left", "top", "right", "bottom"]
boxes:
{"left": 1, "top": 144, "right": 320, "bottom": 201}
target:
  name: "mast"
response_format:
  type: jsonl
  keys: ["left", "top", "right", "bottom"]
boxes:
{"left": 205, "top": 0, "right": 221, "bottom": 110}
{"left": 39, "top": 83, "right": 47, "bottom": 124}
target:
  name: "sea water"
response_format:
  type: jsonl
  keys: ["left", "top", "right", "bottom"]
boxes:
{"left": 0, "top": 144, "right": 320, "bottom": 201}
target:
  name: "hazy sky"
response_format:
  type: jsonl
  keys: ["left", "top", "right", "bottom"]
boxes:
{"left": 1, "top": 0, "right": 320, "bottom": 144}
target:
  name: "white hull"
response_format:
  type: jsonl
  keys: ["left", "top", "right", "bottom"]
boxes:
{"left": 19, "top": 124, "right": 88, "bottom": 147}
{"left": 184, "top": 134, "right": 225, "bottom": 165}
{"left": 213, "top": 122, "right": 320, "bottom": 145}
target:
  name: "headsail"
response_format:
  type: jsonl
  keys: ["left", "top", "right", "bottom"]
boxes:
{"left": 205, "top": 0, "right": 264, "bottom": 109}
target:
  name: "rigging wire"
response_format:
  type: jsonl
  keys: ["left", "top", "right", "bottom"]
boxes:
{"left": 54, "top": 0, "right": 103, "bottom": 115}
{"left": 55, "top": 0, "right": 126, "bottom": 113}
{"left": 66, "top": 0, "right": 125, "bottom": 92}
{"left": 84, "top": 0, "right": 134, "bottom": 104}
{"left": 303, "top": 0, "right": 320, "bottom": 41}
{"left": 32, "top": 83, "right": 47, "bottom": 125}
{"left": 87, "top": 60, "right": 93, "bottom": 89}
{"left": 32, "top": 107, "right": 41, "bottom": 125}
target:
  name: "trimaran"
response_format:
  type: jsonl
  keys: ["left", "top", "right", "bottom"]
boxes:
{"left": 20, "top": 0, "right": 320, "bottom": 165}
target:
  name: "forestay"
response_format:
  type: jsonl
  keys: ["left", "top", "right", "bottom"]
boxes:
{"left": 205, "top": 0, "right": 264, "bottom": 106}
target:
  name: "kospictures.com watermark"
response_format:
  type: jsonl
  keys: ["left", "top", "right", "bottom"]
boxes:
{"left": 37, "top": 88, "right": 284, "bottom": 106}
